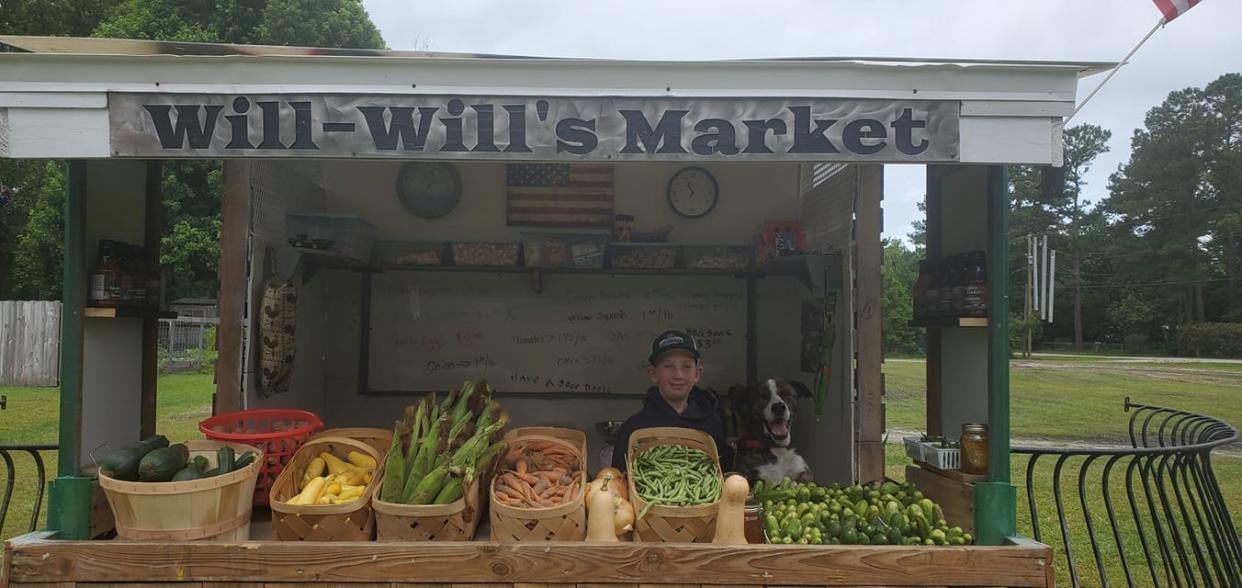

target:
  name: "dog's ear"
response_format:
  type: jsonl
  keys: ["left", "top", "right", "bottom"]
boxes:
{"left": 787, "top": 380, "right": 813, "bottom": 399}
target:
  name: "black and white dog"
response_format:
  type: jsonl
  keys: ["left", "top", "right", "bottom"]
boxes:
{"left": 730, "top": 378, "right": 814, "bottom": 484}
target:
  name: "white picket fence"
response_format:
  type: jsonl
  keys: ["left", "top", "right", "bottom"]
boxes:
{"left": 0, "top": 301, "right": 61, "bottom": 387}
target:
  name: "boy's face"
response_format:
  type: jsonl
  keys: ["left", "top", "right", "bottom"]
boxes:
{"left": 647, "top": 350, "right": 703, "bottom": 405}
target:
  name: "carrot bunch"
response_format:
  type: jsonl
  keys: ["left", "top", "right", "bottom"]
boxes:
{"left": 492, "top": 439, "right": 584, "bottom": 508}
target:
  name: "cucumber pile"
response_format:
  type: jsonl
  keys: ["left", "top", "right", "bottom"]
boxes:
{"left": 753, "top": 479, "right": 972, "bottom": 546}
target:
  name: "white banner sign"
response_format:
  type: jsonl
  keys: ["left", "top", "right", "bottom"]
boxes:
{"left": 109, "top": 93, "right": 960, "bottom": 162}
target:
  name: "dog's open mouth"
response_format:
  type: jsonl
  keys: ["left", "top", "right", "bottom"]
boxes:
{"left": 766, "top": 419, "right": 790, "bottom": 442}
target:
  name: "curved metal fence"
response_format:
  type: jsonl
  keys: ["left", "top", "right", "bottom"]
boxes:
{"left": 1014, "top": 399, "right": 1240, "bottom": 587}
{"left": 0, "top": 444, "right": 56, "bottom": 538}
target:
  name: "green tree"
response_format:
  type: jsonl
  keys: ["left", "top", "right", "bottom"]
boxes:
{"left": 1, "top": 3, "right": 120, "bottom": 299}
{"left": 88, "top": 0, "right": 386, "bottom": 301}
{"left": 9, "top": 162, "right": 65, "bottom": 300}
{"left": 1104, "top": 73, "right": 1242, "bottom": 328}
{"left": 882, "top": 238, "right": 923, "bottom": 356}
{"left": 1007, "top": 124, "right": 1112, "bottom": 350}
{"left": 1, "top": 0, "right": 386, "bottom": 302}
{"left": 0, "top": 0, "right": 120, "bottom": 38}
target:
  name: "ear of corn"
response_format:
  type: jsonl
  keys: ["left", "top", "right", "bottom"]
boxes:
{"left": 380, "top": 424, "right": 405, "bottom": 502}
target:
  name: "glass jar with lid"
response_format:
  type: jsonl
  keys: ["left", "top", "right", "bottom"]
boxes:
{"left": 961, "top": 423, "right": 989, "bottom": 475}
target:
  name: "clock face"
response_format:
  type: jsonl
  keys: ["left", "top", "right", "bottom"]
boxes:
{"left": 667, "top": 167, "right": 719, "bottom": 218}
{"left": 397, "top": 162, "right": 461, "bottom": 219}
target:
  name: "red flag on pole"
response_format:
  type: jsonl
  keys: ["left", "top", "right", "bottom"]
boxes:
{"left": 1152, "top": 0, "right": 1202, "bottom": 22}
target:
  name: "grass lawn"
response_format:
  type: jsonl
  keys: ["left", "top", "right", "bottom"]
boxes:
{"left": 0, "top": 373, "right": 215, "bottom": 540}
{"left": 885, "top": 358, "right": 1242, "bottom": 441}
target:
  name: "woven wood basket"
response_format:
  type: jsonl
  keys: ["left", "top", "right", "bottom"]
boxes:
{"left": 98, "top": 440, "right": 262, "bottom": 541}
{"left": 269, "top": 436, "right": 384, "bottom": 541}
{"left": 627, "top": 427, "right": 723, "bottom": 543}
{"left": 373, "top": 476, "right": 481, "bottom": 541}
{"left": 489, "top": 427, "right": 587, "bottom": 542}
{"left": 311, "top": 427, "right": 393, "bottom": 454}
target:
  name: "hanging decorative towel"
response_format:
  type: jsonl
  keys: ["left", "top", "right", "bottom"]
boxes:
{"left": 260, "top": 279, "right": 297, "bottom": 397}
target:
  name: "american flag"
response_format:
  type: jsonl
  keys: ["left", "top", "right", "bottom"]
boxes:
{"left": 1152, "top": 0, "right": 1201, "bottom": 22}
{"left": 506, "top": 164, "right": 615, "bottom": 227}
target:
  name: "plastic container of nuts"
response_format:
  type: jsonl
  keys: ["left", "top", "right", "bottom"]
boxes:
{"left": 373, "top": 240, "right": 447, "bottom": 266}
{"left": 450, "top": 242, "right": 522, "bottom": 267}
{"left": 608, "top": 243, "right": 679, "bottom": 269}
{"left": 683, "top": 244, "right": 753, "bottom": 270}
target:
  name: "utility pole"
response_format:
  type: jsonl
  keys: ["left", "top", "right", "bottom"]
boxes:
{"left": 1025, "top": 234, "right": 1034, "bottom": 358}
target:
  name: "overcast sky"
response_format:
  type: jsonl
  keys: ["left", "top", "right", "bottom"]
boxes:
{"left": 363, "top": 0, "right": 1241, "bottom": 243}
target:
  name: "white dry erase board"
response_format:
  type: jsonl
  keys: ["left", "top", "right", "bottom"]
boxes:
{"left": 366, "top": 271, "right": 746, "bottom": 394}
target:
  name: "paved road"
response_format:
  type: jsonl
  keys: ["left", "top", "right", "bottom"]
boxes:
{"left": 886, "top": 354, "right": 1242, "bottom": 365}
{"left": 1030, "top": 353, "right": 1242, "bottom": 364}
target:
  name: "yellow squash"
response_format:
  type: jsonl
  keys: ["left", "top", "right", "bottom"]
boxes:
{"left": 347, "top": 451, "right": 377, "bottom": 469}
{"left": 320, "top": 452, "right": 351, "bottom": 475}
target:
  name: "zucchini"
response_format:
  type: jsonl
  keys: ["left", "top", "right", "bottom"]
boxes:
{"left": 139, "top": 444, "right": 190, "bottom": 482}
{"left": 99, "top": 435, "right": 169, "bottom": 481}
{"left": 172, "top": 466, "right": 208, "bottom": 481}
{"left": 217, "top": 446, "right": 236, "bottom": 474}
{"left": 234, "top": 451, "right": 255, "bottom": 469}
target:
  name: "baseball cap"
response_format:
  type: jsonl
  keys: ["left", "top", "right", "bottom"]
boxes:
{"left": 648, "top": 330, "right": 701, "bottom": 365}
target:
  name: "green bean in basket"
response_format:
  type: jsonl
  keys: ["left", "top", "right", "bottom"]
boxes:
{"left": 632, "top": 444, "right": 721, "bottom": 507}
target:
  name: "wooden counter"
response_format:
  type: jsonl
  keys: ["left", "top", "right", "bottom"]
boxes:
{"left": 3, "top": 532, "right": 1052, "bottom": 587}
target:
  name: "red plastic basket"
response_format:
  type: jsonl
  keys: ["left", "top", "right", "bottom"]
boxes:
{"left": 199, "top": 408, "right": 324, "bottom": 506}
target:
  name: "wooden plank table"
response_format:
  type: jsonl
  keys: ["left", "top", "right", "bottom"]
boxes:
{"left": 3, "top": 531, "right": 1053, "bottom": 588}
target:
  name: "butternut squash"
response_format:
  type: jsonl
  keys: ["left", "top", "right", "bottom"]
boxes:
{"left": 712, "top": 474, "right": 750, "bottom": 545}
{"left": 585, "top": 472, "right": 627, "bottom": 508}
{"left": 596, "top": 466, "right": 623, "bottom": 481}
{"left": 586, "top": 487, "right": 620, "bottom": 542}
{"left": 612, "top": 495, "right": 635, "bottom": 536}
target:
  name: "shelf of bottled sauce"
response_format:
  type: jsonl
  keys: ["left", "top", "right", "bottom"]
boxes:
{"left": 85, "top": 239, "right": 174, "bottom": 319}
{"left": 909, "top": 251, "right": 989, "bottom": 328}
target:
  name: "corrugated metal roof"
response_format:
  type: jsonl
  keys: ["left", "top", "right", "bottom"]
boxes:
{"left": 0, "top": 35, "right": 1116, "bottom": 77}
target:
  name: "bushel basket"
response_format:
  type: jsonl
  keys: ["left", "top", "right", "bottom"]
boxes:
{"left": 311, "top": 427, "right": 393, "bottom": 455}
{"left": 373, "top": 477, "right": 482, "bottom": 541}
{"left": 98, "top": 440, "right": 263, "bottom": 541}
{"left": 627, "top": 427, "right": 723, "bottom": 543}
{"left": 269, "top": 436, "right": 384, "bottom": 541}
{"left": 489, "top": 427, "right": 587, "bottom": 542}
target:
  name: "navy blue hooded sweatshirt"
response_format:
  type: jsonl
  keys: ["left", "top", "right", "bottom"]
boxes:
{"left": 611, "top": 386, "right": 735, "bottom": 472}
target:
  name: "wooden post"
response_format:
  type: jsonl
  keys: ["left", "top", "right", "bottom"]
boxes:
{"left": 855, "top": 164, "right": 883, "bottom": 483}
{"left": 215, "top": 160, "right": 251, "bottom": 415}
{"left": 924, "top": 166, "right": 943, "bottom": 437}
{"left": 140, "top": 161, "right": 162, "bottom": 438}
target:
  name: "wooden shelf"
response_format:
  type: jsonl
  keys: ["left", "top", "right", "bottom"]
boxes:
{"left": 909, "top": 316, "right": 988, "bottom": 328}
{"left": 84, "top": 307, "right": 177, "bottom": 319}
{"left": 301, "top": 252, "right": 822, "bottom": 289}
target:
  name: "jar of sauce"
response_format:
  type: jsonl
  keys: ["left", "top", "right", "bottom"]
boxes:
{"left": 961, "top": 423, "right": 989, "bottom": 475}
{"left": 744, "top": 501, "right": 765, "bottom": 544}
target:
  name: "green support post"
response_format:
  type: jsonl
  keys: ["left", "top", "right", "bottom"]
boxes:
{"left": 974, "top": 164, "right": 1017, "bottom": 545}
{"left": 48, "top": 160, "right": 93, "bottom": 540}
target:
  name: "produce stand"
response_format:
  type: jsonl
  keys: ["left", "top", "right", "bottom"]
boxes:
{"left": 0, "top": 35, "right": 1111, "bottom": 587}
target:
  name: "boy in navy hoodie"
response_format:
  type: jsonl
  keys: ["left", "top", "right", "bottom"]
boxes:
{"left": 611, "top": 330, "right": 735, "bottom": 472}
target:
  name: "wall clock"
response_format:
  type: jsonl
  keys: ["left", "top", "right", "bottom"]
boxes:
{"left": 667, "top": 166, "right": 718, "bottom": 218}
{"left": 397, "top": 162, "right": 461, "bottom": 219}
